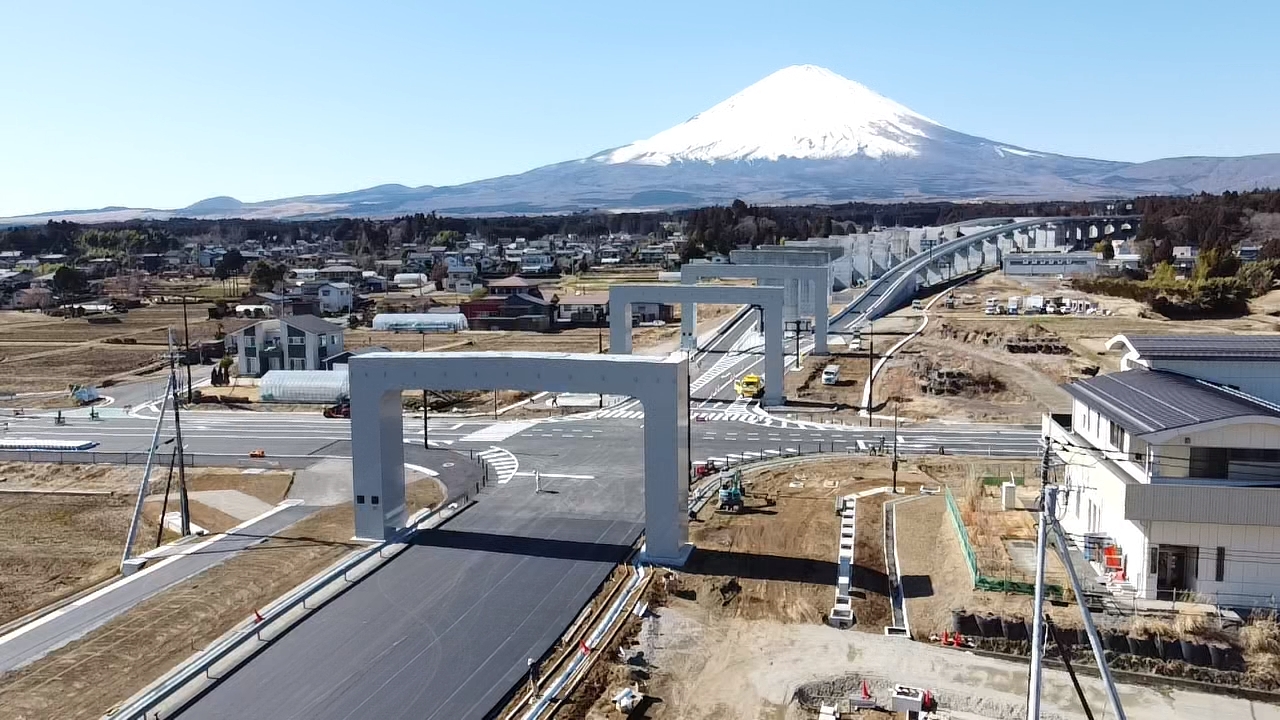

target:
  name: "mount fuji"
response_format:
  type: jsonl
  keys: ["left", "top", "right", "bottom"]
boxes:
{"left": 8, "top": 65, "right": 1280, "bottom": 223}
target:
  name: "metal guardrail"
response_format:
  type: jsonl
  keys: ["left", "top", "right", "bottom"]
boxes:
{"left": 107, "top": 491, "right": 475, "bottom": 719}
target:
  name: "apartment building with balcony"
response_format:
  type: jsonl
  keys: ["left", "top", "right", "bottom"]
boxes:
{"left": 224, "top": 314, "right": 344, "bottom": 377}
{"left": 1046, "top": 335, "right": 1280, "bottom": 608}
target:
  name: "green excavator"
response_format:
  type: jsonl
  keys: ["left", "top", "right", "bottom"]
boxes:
{"left": 717, "top": 471, "right": 745, "bottom": 514}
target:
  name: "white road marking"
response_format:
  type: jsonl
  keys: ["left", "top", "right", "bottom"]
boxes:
{"left": 477, "top": 447, "right": 520, "bottom": 484}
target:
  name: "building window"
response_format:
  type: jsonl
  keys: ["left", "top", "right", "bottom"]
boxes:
{"left": 289, "top": 358, "right": 305, "bottom": 370}
{"left": 329, "top": 334, "right": 338, "bottom": 346}
{"left": 1149, "top": 546, "right": 1158, "bottom": 575}
{"left": 1216, "top": 547, "right": 1226, "bottom": 582}
{"left": 289, "top": 336, "right": 305, "bottom": 345}
{"left": 1189, "top": 447, "right": 1230, "bottom": 478}
{"left": 244, "top": 336, "right": 255, "bottom": 348}
{"left": 1108, "top": 421, "right": 1126, "bottom": 451}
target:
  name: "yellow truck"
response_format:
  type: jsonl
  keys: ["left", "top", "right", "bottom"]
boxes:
{"left": 734, "top": 374, "right": 764, "bottom": 399}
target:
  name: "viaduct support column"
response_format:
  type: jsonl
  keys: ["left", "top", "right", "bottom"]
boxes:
{"left": 350, "top": 385, "right": 408, "bottom": 541}
{"left": 641, "top": 365, "right": 690, "bottom": 565}
{"left": 680, "top": 302, "right": 696, "bottom": 351}
{"left": 609, "top": 301, "right": 632, "bottom": 354}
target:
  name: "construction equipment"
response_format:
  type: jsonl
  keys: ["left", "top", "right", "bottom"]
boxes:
{"left": 695, "top": 459, "right": 721, "bottom": 479}
{"left": 717, "top": 471, "right": 745, "bottom": 513}
{"left": 733, "top": 374, "right": 764, "bottom": 399}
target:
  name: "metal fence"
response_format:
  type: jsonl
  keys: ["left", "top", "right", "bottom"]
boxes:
{"left": 942, "top": 486, "right": 1062, "bottom": 598}
{"left": 0, "top": 450, "right": 322, "bottom": 470}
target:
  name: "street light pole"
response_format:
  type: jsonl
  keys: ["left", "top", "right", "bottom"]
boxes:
{"left": 892, "top": 402, "right": 899, "bottom": 494}
{"left": 867, "top": 321, "right": 875, "bottom": 427}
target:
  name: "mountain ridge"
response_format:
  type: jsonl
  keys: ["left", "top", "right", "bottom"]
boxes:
{"left": 4, "top": 65, "right": 1278, "bottom": 224}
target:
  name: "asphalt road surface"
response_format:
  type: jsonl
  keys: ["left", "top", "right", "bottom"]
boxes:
{"left": 176, "top": 433, "right": 643, "bottom": 720}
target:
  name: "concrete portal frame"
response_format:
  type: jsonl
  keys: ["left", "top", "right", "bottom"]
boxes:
{"left": 608, "top": 284, "right": 785, "bottom": 405}
{"left": 680, "top": 263, "right": 831, "bottom": 356}
{"left": 348, "top": 351, "right": 691, "bottom": 564}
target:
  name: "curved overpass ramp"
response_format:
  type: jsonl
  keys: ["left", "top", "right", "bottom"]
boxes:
{"left": 833, "top": 216, "right": 1137, "bottom": 331}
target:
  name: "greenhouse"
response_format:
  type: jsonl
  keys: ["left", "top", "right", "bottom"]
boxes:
{"left": 258, "top": 368, "right": 349, "bottom": 404}
{"left": 372, "top": 313, "right": 468, "bottom": 333}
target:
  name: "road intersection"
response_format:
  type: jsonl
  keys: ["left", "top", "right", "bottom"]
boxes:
{"left": 0, "top": 248, "right": 1051, "bottom": 719}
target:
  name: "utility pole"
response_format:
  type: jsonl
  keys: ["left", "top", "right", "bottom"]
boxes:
{"left": 181, "top": 294, "right": 193, "bottom": 404}
{"left": 165, "top": 336, "right": 192, "bottom": 537}
{"left": 421, "top": 332, "right": 429, "bottom": 448}
{"left": 1027, "top": 441, "right": 1054, "bottom": 720}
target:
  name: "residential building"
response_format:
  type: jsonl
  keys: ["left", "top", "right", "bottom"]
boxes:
{"left": 224, "top": 315, "right": 344, "bottom": 377}
{"left": 317, "top": 264, "right": 364, "bottom": 284}
{"left": 316, "top": 282, "right": 354, "bottom": 314}
{"left": 460, "top": 292, "right": 556, "bottom": 331}
{"left": 1046, "top": 334, "right": 1280, "bottom": 607}
{"left": 1002, "top": 251, "right": 1099, "bottom": 277}
{"left": 556, "top": 292, "right": 609, "bottom": 327}
{"left": 445, "top": 265, "right": 476, "bottom": 293}
{"left": 486, "top": 275, "right": 541, "bottom": 297}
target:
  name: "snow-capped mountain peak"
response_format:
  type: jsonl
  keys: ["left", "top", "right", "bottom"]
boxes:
{"left": 603, "top": 64, "right": 943, "bottom": 166}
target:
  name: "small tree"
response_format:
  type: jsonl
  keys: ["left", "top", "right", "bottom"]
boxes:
{"left": 1093, "top": 240, "right": 1115, "bottom": 260}
{"left": 51, "top": 265, "right": 88, "bottom": 295}
{"left": 250, "top": 261, "right": 287, "bottom": 292}
{"left": 430, "top": 262, "right": 449, "bottom": 284}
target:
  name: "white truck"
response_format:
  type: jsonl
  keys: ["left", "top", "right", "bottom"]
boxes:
{"left": 1007, "top": 296, "right": 1021, "bottom": 315}
{"left": 822, "top": 365, "right": 841, "bottom": 385}
{"left": 1025, "top": 295, "right": 1045, "bottom": 314}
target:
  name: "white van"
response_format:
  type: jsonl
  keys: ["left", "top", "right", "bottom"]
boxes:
{"left": 821, "top": 365, "right": 840, "bottom": 385}
{"left": 911, "top": 299, "right": 924, "bottom": 310}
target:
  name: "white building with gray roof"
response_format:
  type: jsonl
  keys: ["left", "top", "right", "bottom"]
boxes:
{"left": 1046, "top": 334, "right": 1280, "bottom": 608}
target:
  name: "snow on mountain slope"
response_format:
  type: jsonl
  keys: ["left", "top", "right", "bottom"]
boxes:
{"left": 604, "top": 64, "right": 941, "bottom": 166}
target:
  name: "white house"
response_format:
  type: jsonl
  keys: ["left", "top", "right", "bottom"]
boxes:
{"left": 1047, "top": 334, "right": 1280, "bottom": 608}
{"left": 224, "top": 314, "right": 344, "bottom": 377}
{"left": 316, "top": 282, "right": 353, "bottom": 313}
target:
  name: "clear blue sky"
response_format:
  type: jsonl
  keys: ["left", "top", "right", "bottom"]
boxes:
{"left": 3, "top": 0, "right": 1278, "bottom": 216}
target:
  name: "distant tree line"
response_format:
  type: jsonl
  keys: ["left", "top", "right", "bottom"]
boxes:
{"left": 7, "top": 192, "right": 1280, "bottom": 271}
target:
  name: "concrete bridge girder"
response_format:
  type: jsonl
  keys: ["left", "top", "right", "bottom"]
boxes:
{"left": 348, "top": 351, "right": 691, "bottom": 564}
{"left": 608, "top": 284, "right": 785, "bottom": 405}
{"left": 680, "top": 263, "right": 831, "bottom": 356}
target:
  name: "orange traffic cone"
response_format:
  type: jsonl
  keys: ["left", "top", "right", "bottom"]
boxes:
{"left": 940, "top": 630, "right": 950, "bottom": 645}
{"left": 954, "top": 632, "right": 965, "bottom": 647}
{"left": 861, "top": 679, "right": 871, "bottom": 700}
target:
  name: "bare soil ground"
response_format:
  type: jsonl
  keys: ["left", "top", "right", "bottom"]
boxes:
{"left": 571, "top": 458, "right": 945, "bottom": 720}
{"left": 0, "top": 492, "right": 160, "bottom": 627}
{"left": 895, "top": 493, "right": 1079, "bottom": 641}
{"left": 0, "top": 464, "right": 294, "bottom": 625}
{"left": 141, "top": 468, "right": 295, "bottom": 533}
{"left": 847, "top": 271, "right": 1280, "bottom": 425}
{"left": 0, "top": 305, "right": 247, "bottom": 395}
{"left": 0, "top": 481, "right": 443, "bottom": 720}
